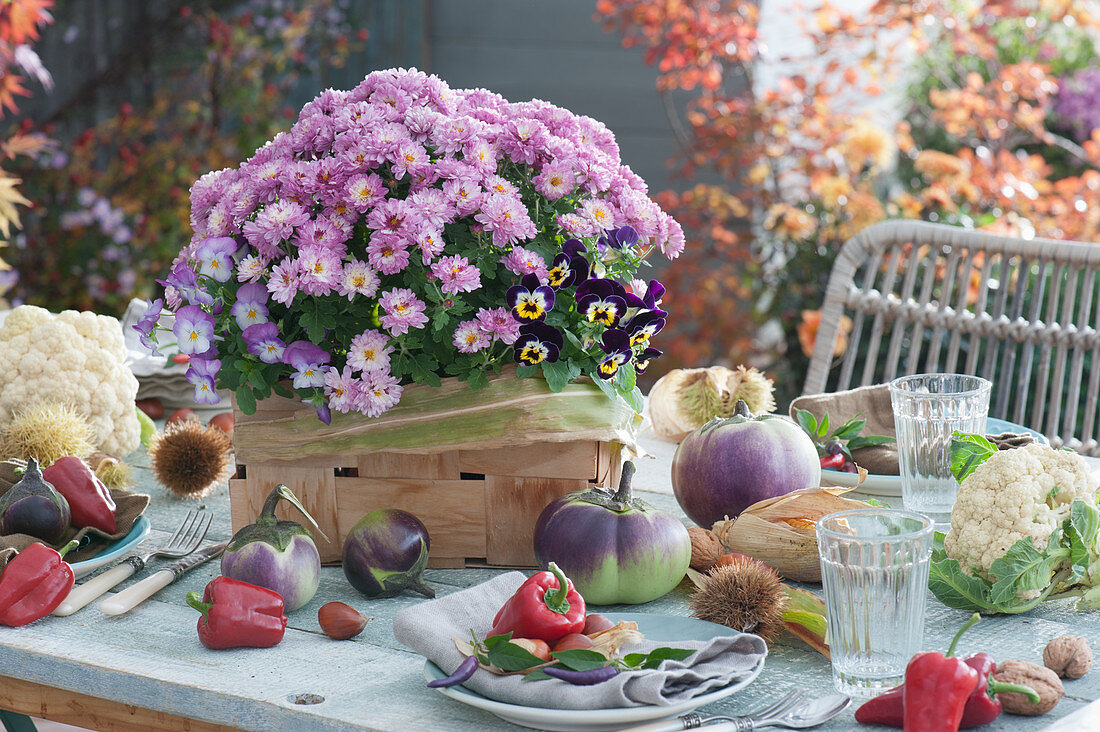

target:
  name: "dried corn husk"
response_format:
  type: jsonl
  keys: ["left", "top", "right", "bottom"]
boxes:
{"left": 711, "top": 473, "right": 869, "bottom": 582}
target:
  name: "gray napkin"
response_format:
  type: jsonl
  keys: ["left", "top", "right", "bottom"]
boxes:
{"left": 393, "top": 572, "right": 767, "bottom": 709}
{"left": 790, "top": 384, "right": 899, "bottom": 474}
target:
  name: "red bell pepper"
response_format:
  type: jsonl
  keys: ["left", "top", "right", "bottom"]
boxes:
{"left": 43, "top": 457, "right": 117, "bottom": 534}
{"left": 0, "top": 539, "right": 79, "bottom": 626}
{"left": 490, "top": 562, "right": 586, "bottom": 644}
{"left": 856, "top": 615, "right": 1041, "bottom": 729}
{"left": 186, "top": 576, "right": 288, "bottom": 650}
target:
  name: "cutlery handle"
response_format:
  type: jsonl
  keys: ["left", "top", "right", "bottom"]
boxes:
{"left": 615, "top": 720, "right": 687, "bottom": 732}
{"left": 53, "top": 561, "right": 138, "bottom": 616}
{"left": 98, "top": 569, "right": 174, "bottom": 616}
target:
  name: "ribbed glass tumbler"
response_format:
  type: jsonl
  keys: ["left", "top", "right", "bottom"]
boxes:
{"left": 889, "top": 373, "right": 991, "bottom": 528}
{"left": 817, "top": 508, "right": 934, "bottom": 697}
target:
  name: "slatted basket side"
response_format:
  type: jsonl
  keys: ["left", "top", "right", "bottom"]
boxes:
{"left": 229, "top": 434, "right": 623, "bottom": 568}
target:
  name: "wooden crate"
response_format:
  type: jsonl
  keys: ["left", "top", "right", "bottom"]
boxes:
{"left": 228, "top": 397, "right": 623, "bottom": 568}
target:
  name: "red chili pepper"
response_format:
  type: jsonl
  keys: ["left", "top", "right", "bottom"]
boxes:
{"left": 490, "top": 562, "right": 586, "bottom": 644}
{"left": 819, "top": 453, "right": 846, "bottom": 470}
{"left": 0, "top": 539, "right": 80, "bottom": 626}
{"left": 186, "top": 576, "right": 288, "bottom": 650}
{"left": 855, "top": 617, "right": 1041, "bottom": 729}
{"left": 43, "top": 457, "right": 117, "bottom": 534}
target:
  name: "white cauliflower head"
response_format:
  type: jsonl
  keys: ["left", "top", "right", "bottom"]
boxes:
{"left": 945, "top": 443, "right": 1098, "bottom": 582}
{"left": 0, "top": 305, "right": 140, "bottom": 456}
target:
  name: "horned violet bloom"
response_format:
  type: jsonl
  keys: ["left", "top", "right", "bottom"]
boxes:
{"left": 141, "top": 68, "right": 683, "bottom": 420}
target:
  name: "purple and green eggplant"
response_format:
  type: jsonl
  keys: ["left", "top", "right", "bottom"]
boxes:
{"left": 671, "top": 400, "right": 820, "bottom": 528}
{"left": 220, "top": 484, "right": 328, "bottom": 612}
{"left": 533, "top": 461, "right": 691, "bottom": 605}
{"left": 342, "top": 508, "right": 435, "bottom": 599}
{"left": 0, "top": 458, "right": 70, "bottom": 543}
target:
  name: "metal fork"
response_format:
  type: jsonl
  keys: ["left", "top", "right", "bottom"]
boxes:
{"left": 53, "top": 510, "right": 212, "bottom": 616}
{"left": 618, "top": 690, "right": 808, "bottom": 732}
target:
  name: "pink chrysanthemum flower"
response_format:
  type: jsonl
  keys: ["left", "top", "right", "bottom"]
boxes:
{"left": 431, "top": 255, "right": 481, "bottom": 295}
{"left": 579, "top": 199, "right": 617, "bottom": 231}
{"left": 337, "top": 259, "right": 380, "bottom": 300}
{"left": 475, "top": 307, "right": 521, "bottom": 345}
{"left": 415, "top": 226, "right": 445, "bottom": 264}
{"left": 267, "top": 258, "right": 301, "bottom": 305}
{"left": 379, "top": 287, "right": 429, "bottom": 336}
{"left": 297, "top": 244, "right": 342, "bottom": 296}
{"left": 236, "top": 254, "right": 269, "bottom": 283}
{"left": 345, "top": 173, "right": 386, "bottom": 213}
{"left": 558, "top": 212, "right": 595, "bottom": 237}
{"left": 244, "top": 199, "right": 310, "bottom": 255}
{"left": 443, "top": 177, "right": 482, "bottom": 216}
{"left": 482, "top": 174, "right": 519, "bottom": 198}
{"left": 660, "top": 215, "right": 686, "bottom": 259}
{"left": 533, "top": 162, "right": 575, "bottom": 200}
{"left": 367, "top": 234, "right": 412, "bottom": 275}
{"left": 464, "top": 139, "right": 497, "bottom": 174}
{"left": 359, "top": 371, "right": 403, "bottom": 418}
{"left": 347, "top": 328, "right": 393, "bottom": 373}
{"left": 295, "top": 216, "right": 347, "bottom": 254}
{"left": 323, "top": 365, "right": 359, "bottom": 414}
{"left": 502, "top": 245, "right": 548, "bottom": 280}
{"left": 408, "top": 188, "right": 452, "bottom": 231}
{"left": 453, "top": 319, "right": 492, "bottom": 354}
{"left": 391, "top": 141, "right": 430, "bottom": 180}
{"left": 474, "top": 192, "right": 536, "bottom": 247}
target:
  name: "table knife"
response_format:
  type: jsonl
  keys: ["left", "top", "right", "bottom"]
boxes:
{"left": 98, "top": 541, "right": 228, "bottom": 616}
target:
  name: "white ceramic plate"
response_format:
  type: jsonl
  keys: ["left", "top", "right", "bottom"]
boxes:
{"left": 69, "top": 515, "right": 152, "bottom": 578}
{"left": 423, "top": 612, "right": 765, "bottom": 732}
{"left": 822, "top": 417, "right": 1048, "bottom": 497}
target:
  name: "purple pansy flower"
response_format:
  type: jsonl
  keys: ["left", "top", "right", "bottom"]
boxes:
{"left": 623, "top": 279, "right": 666, "bottom": 311}
{"left": 575, "top": 278, "right": 628, "bottom": 328}
{"left": 283, "top": 340, "right": 332, "bottom": 389}
{"left": 230, "top": 282, "right": 269, "bottom": 330}
{"left": 624, "top": 309, "right": 666, "bottom": 347}
{"left": 241, "top": 321, "right": 286, "bottom": 364}
{"left": 313, "top": 400, "right": 332, "bottom": 426}
{"left": 634, "top": 347, "right": 661, "bottom": 374}
{"left": 195, "top": 236, "right": 238, "bottom": 283}
{"left": 506, "top": 273, "right": 555, "bottom": 322}
{"left": 562, "top": 238, "right": 587, "bottom": 258}
{"left": 512, "top": 322, "right": 564, "bottom": 365}
{"left": 545, "top": 246, "right": 589, "bottom": 290}
{"left": 596, "top": 225, "right": 638, "bottom": 253}
{"left": 172, "top": 304, "right": 217, "bottom": 355}
{"left": 596, "top": 328, "right": 633, "bottom": 380}
{"left": 185, "top": 357, "right": 222, "bottom": 405}
{"left": 159, "top": 260, "right": 213, "bottom": 306}
{"left": 132, "top": 298, "right": 163, "bottom": 351}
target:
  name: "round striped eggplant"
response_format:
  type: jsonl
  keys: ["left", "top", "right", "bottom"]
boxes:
{"left": 342, "top": 509, "right": 435, "bottom": 599}
{"left": 534, "top": 462, "right": 691, "bottom": 605}
{"left": 672, "top": 400, "right": 820, "bottom": 529}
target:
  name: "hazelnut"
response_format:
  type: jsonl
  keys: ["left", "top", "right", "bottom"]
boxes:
{"left": 1044, "top": 635, "right": 1092, "bottom": 679}
{"left": 994, "top": 659, "right": 1064, "bottom": 715}
{"left": 688, "top": 527, "right": 723, "bottom": 571}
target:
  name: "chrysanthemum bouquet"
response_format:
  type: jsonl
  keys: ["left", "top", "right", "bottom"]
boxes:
{"left": 136, "top": 68, "right": 684, "bottom": 423}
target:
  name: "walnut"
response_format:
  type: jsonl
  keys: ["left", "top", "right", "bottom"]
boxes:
{"left": 1044, "top": 635, "right": 1093, "bottom": 679}
{"left": 688, "top": 527, "right": 723, "bottom": 571}
{"left": 994, "top": 660, "right": 1064, "bottom": 715}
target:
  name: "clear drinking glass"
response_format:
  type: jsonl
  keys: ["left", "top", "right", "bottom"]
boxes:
{"left": 889, "top": 373, "right": 991, "bottom": 528}
{"left": 817, "top": 508, "right": 934, "bottom": 697}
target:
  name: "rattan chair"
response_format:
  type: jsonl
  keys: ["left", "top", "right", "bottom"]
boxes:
{"left": 804, "top": 219, "right": 1100, "bottom": 456}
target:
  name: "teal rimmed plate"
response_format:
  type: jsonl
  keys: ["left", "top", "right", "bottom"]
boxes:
{"left": 69, "top": 515, "right": 151, "bottom": 578}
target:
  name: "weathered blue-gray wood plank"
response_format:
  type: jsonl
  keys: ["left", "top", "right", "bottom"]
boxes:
{"left": 2, "top": 434, "right": 1098, "bottom": 730}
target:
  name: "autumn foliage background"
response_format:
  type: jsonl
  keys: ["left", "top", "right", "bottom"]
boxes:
{"left": 4, "top": 0, "right": 1100, "bottom": 403}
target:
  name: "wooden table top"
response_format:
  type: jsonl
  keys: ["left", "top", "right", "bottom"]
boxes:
{"left": 2, "top": 437, "right": 1100, "bottom": 731}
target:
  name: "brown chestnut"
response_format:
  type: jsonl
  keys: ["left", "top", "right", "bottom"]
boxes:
{"left": 583, "top": 613, "right": 615, "bottom": 636}
{"left": 552, "top": 633, "right": 595, "bottom": 652}
{"left": 317, "top": 601, "right": 370, "bottom": 640}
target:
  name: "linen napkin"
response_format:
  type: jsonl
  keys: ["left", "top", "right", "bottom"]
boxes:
{"left": 790, "top": 384, "right": 899, "bottom": 474}
{"left": 393, "top": 572, "right": 767, "bottom": 709}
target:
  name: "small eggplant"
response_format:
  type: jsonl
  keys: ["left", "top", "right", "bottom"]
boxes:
{"left": 0, "top": 458, "right": 70, "bottom": 543}
{"left": 220, "top": 484, "right": 329, "bottom": 612}
{"left": 342, "top": 508, "right": 435, "bottom": 599}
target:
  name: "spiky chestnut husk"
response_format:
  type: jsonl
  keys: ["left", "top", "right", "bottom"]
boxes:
{"left": 149, "top": 421, "right": 231, "bottom": 498}
{"left": 89, "top": 454, "right": 133, "bottom": 491}
{"left": 0, "top": 403, "right": 96, "bottom": 466}
{"left": 689, "top": 557, "right": 786, "bottom": 641}
{"left": 723, "top": 365, "right": 777, "bottom": 417}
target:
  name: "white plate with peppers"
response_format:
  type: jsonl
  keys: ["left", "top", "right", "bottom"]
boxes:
{"left": 423, "top": 612, "right": 765, "bottom": 732}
